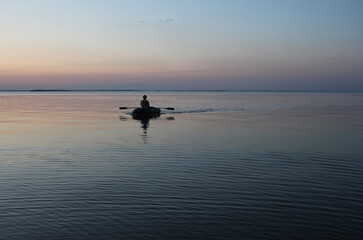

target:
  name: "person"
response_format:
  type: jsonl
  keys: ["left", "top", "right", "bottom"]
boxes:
{"left": 140, "top": 95, "right": 150, "bottom": 109}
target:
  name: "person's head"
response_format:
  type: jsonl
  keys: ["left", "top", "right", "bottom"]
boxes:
{"left": 143, "top": 95, "right": 147, "bottom": 100}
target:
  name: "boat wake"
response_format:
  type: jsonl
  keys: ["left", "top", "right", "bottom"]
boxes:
{"left": 162, "top": 104, "right": 291, "bottom": 114}
{"left": 164, "top": 107, "right": 245, "bottom": 114}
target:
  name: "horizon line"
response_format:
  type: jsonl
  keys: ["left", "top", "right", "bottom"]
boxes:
{"left": 0, "top": 89, "right": 362, "bottom": 93}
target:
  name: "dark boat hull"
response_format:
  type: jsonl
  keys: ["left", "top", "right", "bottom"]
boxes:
{"left": 132, "top": 107, "right": 161, "bottom": 119}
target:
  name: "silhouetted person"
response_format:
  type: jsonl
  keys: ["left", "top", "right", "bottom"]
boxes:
{"left": 140, "top": 95, "right": 150, "bottom": 109}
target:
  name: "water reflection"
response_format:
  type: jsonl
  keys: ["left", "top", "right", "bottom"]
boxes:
{"left": 119, "top": 114, "right": 175, "bottom": 143}
{"left": 132, "top": 115, "right": 160, "bottom": 144}
{"left": 136, "top": 117, "right": 151, "bottom": 144}
{"left": 138, "top": 118, "right": 150, "bottom": 134}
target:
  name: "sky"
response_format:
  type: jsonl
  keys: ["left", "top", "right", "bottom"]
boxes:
{"left": 0, "top": 0, "right": 362, "bottom": 91}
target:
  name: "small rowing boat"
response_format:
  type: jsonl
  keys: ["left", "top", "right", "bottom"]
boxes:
{"left": 131, "top": 107, "right": 161, "bottom": 119}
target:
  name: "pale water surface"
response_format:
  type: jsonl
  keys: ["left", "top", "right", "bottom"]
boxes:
{"left": 0, "top": 92, "right": 362, "bottom": 239}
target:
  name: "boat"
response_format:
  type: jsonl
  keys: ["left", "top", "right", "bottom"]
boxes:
{"left": 131, "top": 107, "right": 161, "bottom": 119}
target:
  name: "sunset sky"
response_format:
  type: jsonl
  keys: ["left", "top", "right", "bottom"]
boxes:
{"left": 1, "top": 0, "right": 362, "bottom": 90}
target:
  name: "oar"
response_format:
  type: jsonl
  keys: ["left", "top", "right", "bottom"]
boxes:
{"left": 119, "top": 107, "right": 174, "bottom": 110}
{"left": 119, "top": 107, "right": 137, "bottom": 109}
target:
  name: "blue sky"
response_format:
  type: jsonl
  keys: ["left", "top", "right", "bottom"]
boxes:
{"left": 0, "top": 0, "right": 362, "bottom": 90}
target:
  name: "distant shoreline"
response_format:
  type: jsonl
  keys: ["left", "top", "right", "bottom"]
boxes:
{"left": 0, "top": 89, "right": 361, "bottom": 93}
{"left": 2, "top": 89, "right": 308, "bottom": 92}
{"left": 28, "top": 89, "right": 308, "bottom": 92}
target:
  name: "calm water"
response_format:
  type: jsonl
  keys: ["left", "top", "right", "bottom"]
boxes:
{"left": 0, "top": 92, "right": 362, "bottom": 239}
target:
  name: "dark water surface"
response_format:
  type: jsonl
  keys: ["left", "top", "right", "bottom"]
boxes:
{"left": 0, "top": 92, "right": 362, "bottom": 239}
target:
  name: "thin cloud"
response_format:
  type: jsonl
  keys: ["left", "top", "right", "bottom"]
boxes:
{"left": 0, "top": 70, "right": 11, "bottom": 78}
{"left": 159, "top": 18, "right": 173, "bottom": 23}
{"left": 137, "top": 18, "right": 173, "bottom": 24}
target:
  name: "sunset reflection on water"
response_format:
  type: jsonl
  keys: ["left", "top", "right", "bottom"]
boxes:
{"left": 0, "top": 92, "right": 362, "bottom": 239}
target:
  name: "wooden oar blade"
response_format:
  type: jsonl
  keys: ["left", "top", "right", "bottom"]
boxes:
{"left": 164, "top": 107, "right": 174, "bottom": 110}
{"left": 119, "top": 107, "right": 128, "bottom": 109}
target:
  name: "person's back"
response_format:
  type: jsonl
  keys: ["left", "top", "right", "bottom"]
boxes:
{"left": 140, "top": 95, "right": 150, "bottom": 109}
